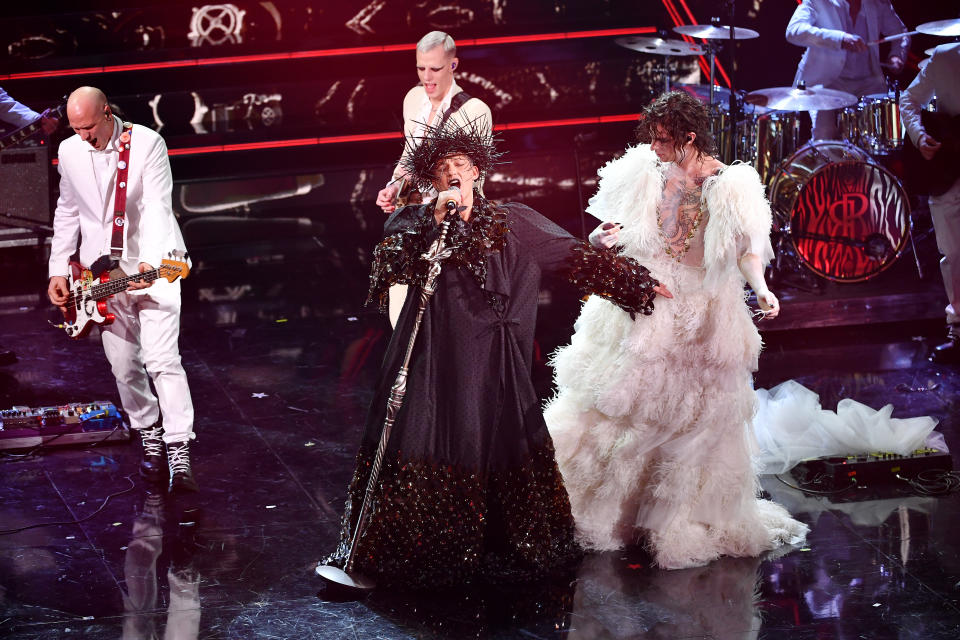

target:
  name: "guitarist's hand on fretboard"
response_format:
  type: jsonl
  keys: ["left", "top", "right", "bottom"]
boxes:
{"left": 40, "top": 112, "right": 59, "bottom": 136}
{"left": 127, "top": 263, "right": 155, "bottom": 291}
{"left": 918, "top": 133, "right": 942, "bottom": 161}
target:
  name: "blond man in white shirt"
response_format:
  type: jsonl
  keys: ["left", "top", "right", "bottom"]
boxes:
{"left": 374, "top": 32, "right": 492, "bottom": 326}
{"left": 376, "top": 31, "right": 492, "bottom": 214}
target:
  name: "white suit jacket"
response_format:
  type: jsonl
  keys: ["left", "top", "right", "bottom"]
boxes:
{"left": 786, "top": 0, "right": 908, "bottom": 88}
{"left": 900, "top": 43, "right": 960, "bottom": 145}
{"left": 48, "top": 116, "right": 187, "bottom": 296}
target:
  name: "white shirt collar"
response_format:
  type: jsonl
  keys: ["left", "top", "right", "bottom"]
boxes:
{"left": 416, "top": 79, "right": 460, "bottom": 126}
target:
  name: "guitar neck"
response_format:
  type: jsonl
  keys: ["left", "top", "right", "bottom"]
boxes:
{"left": 0, "top": 101, "right": 65, "bottom": 151}
{"left": 89, "top": 269, "right": 165, "bottom": 300}
{"left": 0, "top": 120, "right": 43, "bottom": 151}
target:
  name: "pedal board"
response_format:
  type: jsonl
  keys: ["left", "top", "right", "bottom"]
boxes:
{"left": 0, "top": 401, "right": 128, "bottom": 450}
{"left": 792, "top": 448, "right": 954, "bottom": 489}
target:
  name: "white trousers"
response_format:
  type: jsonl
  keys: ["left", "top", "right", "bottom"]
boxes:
{"left": 930, "top": 177, "right": 960, "bottom": 326}
{"left": 100, "top": 283, "right": 195, "bottom": 443}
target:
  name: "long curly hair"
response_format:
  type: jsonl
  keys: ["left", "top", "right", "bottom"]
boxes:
{"left": 399, "top": 116, "right": 504, "bottom": 192}
{"left": 635, "top": 90, "right": 717, "bottom": 160}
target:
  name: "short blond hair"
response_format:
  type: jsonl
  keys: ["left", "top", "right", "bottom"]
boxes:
{"left": 416, "top": 31, "right": 456, "bottom": 58}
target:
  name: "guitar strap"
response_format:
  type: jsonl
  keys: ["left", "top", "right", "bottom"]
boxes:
{"left": 397, "top": 91, "right": 473, "bottom": 136}
{"left": 109, "top": 122, "right": 134, "bottom": 259}
{"left": 394, "top": 91, "right": 475, "bottom": 206}
{"left": 438, "top": 91, "right": 472, "bottom": 128}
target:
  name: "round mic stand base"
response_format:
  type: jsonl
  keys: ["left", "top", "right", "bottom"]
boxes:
{"left": 315, "top": 563, "right": 376, "bottom": 591}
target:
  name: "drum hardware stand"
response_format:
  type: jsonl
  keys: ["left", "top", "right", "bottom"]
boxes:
{"left": 657, "top": 55, "right": 674, "bottom": 94}
{"left": 703, "top": 36, "right": 721, "bottom": 107}
{"left": 906, "top": 218, "right": 924, "bottom": 280}
{"left": 315, "top": 208, "right": 457, "bottom": 592}
{"left": 722, "top": 1, "right": 739, "bottom": 165}
{"left": 702, "top": 37, "right": 725, "bottom": 152}
{"left": 768, "top": 231, "right": 823, "bottom": 293}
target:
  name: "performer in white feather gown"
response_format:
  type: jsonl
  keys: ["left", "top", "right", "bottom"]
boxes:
{"left": 544, "top": 91, "right": 809, "bottom": 570}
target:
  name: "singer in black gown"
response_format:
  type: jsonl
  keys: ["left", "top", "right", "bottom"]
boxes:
{"left": 322, "top": 121, "right": 664, "bottom": 588}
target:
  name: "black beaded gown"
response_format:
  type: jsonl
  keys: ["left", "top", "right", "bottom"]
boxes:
{"left": 324, "top": 196, "right": 659, "bottom": 588}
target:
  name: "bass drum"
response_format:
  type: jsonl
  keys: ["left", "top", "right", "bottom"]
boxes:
{"left": 768, "top": 141, "right": 910, "bottom": 282}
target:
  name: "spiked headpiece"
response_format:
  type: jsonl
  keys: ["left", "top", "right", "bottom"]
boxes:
{"left": 399, "top": 116, "right": 504, "bottom": 192}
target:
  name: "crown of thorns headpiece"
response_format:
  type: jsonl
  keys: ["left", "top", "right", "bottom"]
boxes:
{"left": 399, "top": 116, "right": 504, "bottom": 192}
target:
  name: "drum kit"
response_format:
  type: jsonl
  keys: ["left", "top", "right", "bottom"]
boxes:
{"left": 617, "top": 16, "right": 960, "bottom": 284}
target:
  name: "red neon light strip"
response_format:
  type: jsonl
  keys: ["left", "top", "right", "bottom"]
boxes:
{"left": 661, "top": 0, "right": 732, "bottom": 89}
{"left": 660, "top": 0, "right": 709, "bottom": 80}
{"left": 662, "top": 0, "right": 713, "bottom": 81}
{"left": 0, "top": 27, "right": 656, "bottom": 82}
{"left": 50, "top": 113, "right": 643, "bottom": 163}
{"left": 668, "top": 0, "right": 714, "bottom": 81}
{"left": 166, "top": 131, "right": 400, "bottom": 156}
{"left": 674, "top": 0, "right": 732, "bottom": 87}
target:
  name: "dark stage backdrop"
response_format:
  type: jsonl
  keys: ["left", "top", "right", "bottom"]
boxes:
{"left": 0, "top": 1, "right": 953, "bottom": 321}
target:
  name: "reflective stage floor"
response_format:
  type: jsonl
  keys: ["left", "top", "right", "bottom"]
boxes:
{"left": 1, "top": 278, "right": 959, "bottom": 638}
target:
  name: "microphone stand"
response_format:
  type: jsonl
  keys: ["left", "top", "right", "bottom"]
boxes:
{"left": 316, "top": 204, "right": 457, "bottom": 591}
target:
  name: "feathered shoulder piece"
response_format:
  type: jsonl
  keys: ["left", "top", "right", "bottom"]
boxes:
{"left": 702, "top": 161, "right": 774, "bottom": 278}
{"left": 365, "top": 197, "right": 509, "bottom": 313}
{"left": 585, "top": 144, "right": 663, "bottom": 259}
{"left": 398, "top": 116, "right": 504, "bottom": 192}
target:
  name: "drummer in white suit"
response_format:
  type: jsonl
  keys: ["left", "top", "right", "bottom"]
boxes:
{"left": 46, "top": 87, "right": 197, "bottom": 493}
{"left": 786, "top": 0, "right": 909, "bottom": 140}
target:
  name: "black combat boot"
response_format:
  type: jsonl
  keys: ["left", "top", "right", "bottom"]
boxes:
{"left": 138, "top": 422, "right": 167, "bottom": 483}
{"left": 167, "top": 441, "right": 199, "bottom": 493}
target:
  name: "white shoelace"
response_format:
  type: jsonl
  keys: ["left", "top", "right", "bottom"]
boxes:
{"left": 141, "top": 427, "right": 165, "bottom": 458}
{"left": 167, "top": 444, "right": 191, "bottom": 475}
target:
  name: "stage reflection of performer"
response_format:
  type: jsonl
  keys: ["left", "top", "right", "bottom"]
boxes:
{"left": 569, "top": 552, "right": 764, "bottom": 639}
{"left": 322, "top": 121, "right": 669, "bottom": 588}
{"left": 122, "top": 490, "right": 201, "bottom": 640}
{"left": 0, "top": 87, "right": 58, "bottom": 134}
{"left": 544, "top": 91, "right": 808, "bottom": 570}
{"left": 785, "top": 0, "right": 909, "bottom": 140}
{"left": 46, "top": 87, "right": 198, "bottom": 492}
{"left": 901, "top": 43, "right": 960, "bottom": 363}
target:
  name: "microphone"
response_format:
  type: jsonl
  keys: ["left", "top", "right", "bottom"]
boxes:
{"left": 444, "top": 185, "right": 461, "bottom": 213}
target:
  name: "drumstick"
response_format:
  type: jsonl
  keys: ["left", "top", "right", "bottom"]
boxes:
{"left": 867, "top": 31, "right": 917, "bottom": 46}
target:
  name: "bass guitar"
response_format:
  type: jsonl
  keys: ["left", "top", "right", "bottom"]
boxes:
{"left": 59, "top": 251, "right": 190, "bottom": 339}
{"left": 0, "top": 100, "right": 65, "bottom": 151}
{"left": 394, "top": 176, "right": 422, "bottom": 208}
{"left": 903, "top": 110, "right": 960, "bottom": 197}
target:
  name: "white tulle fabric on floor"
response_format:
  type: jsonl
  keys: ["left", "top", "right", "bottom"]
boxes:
{"left": 753, "top": 380, "right": 943, "bottom": 475}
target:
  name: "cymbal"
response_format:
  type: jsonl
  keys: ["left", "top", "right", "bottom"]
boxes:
{"left": 674, "top": 84, "right": 772, "bottom": 114}
{"left": 916, "top": 18, "right": 960, "bottom": 37}
{"left": 615, "top": 36, "right": 704, "bottom": 56}
{"left": 745, "top": 86, "right": 858, "bottom": 111}
{"left": 672, "top": 24, "right": 760, "bottom": 40}
{"left": 674, "top": 83, "right": 733, "bottom": 106}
